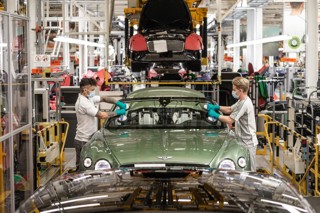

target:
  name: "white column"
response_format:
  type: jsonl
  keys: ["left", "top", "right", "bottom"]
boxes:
{"left": 29, "top": 0, "right": 37, "bottom": 70}
{"left": 99, "top": 22, "right": 105, "bottom": 67}
{"left": 105, "top": 0, "right": 111, "bottom": 67}
{"left": 233, "top": 19, "right": 240, "bottom": 72}
{"left": 63, "top": 1, "right": 70, "bottom": 70}
{"left": 78, "top": 9, "right": 84, "bottom": 78}
{"left": 216, "top": 0, "right": 222, "bottom": 79}
{"left": 305, "top": 0, "right": 318, "bottom": 98}
{"left": 89, "top": 22, "right": 95, "bottom": 67}
{"left": 246, "top": 8, "right": 263, "bottom": 71}
{"left": 255, "top": 8, "right": 263, "bottom": 70}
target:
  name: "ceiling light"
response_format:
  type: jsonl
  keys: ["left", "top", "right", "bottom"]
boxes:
{"left": 226, "top": 35, "right": 292, "bottom": 48}
{"left": 53, "top": 36, "right": 105, "bottom": 48}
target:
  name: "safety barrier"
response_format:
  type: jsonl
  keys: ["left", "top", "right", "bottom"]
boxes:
{"left": 257, "top": 114, "right": 319, "bottom": 195}
{"left": 34, "top": 121, "right": 69, "bottom": 188}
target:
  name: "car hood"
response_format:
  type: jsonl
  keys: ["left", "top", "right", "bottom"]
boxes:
{"left": 138, "top": 0, "right": 193, "bottom": 32}
{"left": 105, "top": 129, "right": 227, "bottom": 167}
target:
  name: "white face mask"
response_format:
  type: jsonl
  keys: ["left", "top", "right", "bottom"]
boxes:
{"left": 232, "top": 90, "right": 239, "bottom": 99}
{"left": 88, "top": 91, "right": 95, "bottom": 99}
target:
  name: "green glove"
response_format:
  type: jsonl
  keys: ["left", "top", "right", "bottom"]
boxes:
{"left": 116, "top": 101, "right": 127, "bottom": 110}
{"left": 207, "top": 103, "right": 220, "bottom": 111}
{"left": 115, "top": 109, "right": 126, "bottom": 115}
{"left": 208, "top": 109, "right": 220, "bottom": 119}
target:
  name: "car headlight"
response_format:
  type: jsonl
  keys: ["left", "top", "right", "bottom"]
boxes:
{"left": 219, "top": 159, "right": 235, "bottom": 170}
{"left": 94, "top": 160, "right": 111, "bottom": 170}
{"left": 83, "top": 157, "right": 92, "bottom": 168}
{"left": 237, "top": 157, "right": 247, "bottom": 168}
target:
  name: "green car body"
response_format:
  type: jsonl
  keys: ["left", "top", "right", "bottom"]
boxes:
{"left": 80, "top": 87, "right": 251, "bottom": 172}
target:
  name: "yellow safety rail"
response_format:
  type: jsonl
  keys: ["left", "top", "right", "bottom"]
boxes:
{"left": 34, "top": 121, "right": 69, "bottom": 188}
{"left": 313, "top": 125, "right": 320, "bottom": 196}
{"left": 0, "top": 140, "right": 4, "bottom": 213}
{"left": 257, "top": 114, "right": 320, "bottom": 195}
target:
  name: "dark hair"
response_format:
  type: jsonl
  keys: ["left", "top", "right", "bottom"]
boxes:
{"left": 290, "top": 2, "right": 303, "bottom": 9}
{"left": 80, "top": 78, "right": 97, "bottom": 89}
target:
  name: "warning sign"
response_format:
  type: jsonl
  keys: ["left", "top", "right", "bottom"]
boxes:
{"left": 34, "top": 54, "right": 51, "bottom": 67}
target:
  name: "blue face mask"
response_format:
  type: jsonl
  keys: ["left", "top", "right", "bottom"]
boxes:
{"left": 88, "top": 91, "right": 95, "bottom": 99}
{"left": 232, "top": 90, "right": 239, "bottom": 99}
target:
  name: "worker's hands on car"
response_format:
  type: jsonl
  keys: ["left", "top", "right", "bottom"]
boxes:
{"left": 208, "top": 109, "right": 220, "bottom": 120}
{"left": 99, "top": 111, "right": 110, "bottom": 119}
{"left": 115, "top": 109, "right": 126, "bottom": 116}
{"left": 206, "top": 103, "right": 220, "bottom": 111}
{"left": 116, "top": 101, "right": 127, "bottom": 110}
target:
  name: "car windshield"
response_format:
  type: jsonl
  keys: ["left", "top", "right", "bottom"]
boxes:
{"left": 105, "top": 97, "right": 224, "bottom": 130}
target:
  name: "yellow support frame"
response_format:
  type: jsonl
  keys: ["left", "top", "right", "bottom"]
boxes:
{"left": 257, "top": 114, "right": 320, "bottom": 195}
{"left": 35, "top": 121, "right": 69, "bottom": 188}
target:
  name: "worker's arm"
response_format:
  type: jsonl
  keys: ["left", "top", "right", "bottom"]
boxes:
{"left": 208, "top": 110, "right": 234, "bottom": 125}
{"left": 96, "top": 109, "right": 126, "bottom": 119}
{"left": 218, "top": 115, "right": 235, "bottom": 125}
{"left": 100, "top": 95, "right": 117, "bottom": 104}
{"left": 100, "top": 95, "right": 127, "bottom": 110}
{"left": 96, "top": 111, "right": 116, "bottom": 119}
{"left": 219, "top": 106, "right": 233, "bottom": 114}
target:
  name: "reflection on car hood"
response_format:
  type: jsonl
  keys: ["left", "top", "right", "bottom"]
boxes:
{"left": 106, "top": 129, "right": 227, "bottom": 167}
{"left": 18, "top": 170, "right": 316, "bottom": 213}
{"left": 138, "top": 0, "right": 193, "bottom": 32}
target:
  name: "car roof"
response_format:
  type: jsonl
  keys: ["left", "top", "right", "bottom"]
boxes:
{"left": 126, "top": 86, "right": 205, "bottom": 99}
{"left": 138, "top": 0, "right": 193, "bottom": 32}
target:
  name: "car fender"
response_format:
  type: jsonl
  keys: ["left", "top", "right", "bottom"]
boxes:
{"left": 129, "top": 33, "right": 148, "bottom": 51}
{"left": 185, "top": 33, "right": 203, "bottom": 50}
{"left": 80, "top": 131, "right": 120, "bottom": 170}
{"left": 209, "top": 138, "right": 251, "bottom": 171}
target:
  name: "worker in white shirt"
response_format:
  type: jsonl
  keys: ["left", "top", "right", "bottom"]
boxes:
{"left": 207, "top": 77, "right": 258, "bottom": 171}
{"left": 74, "top": 78, "right": 126, "bottom": 171}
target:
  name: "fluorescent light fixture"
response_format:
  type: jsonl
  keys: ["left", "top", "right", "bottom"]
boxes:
{"left": 0, "top": 43, "right": 7, "bottom": 47}
{"left": 52, "top": 195, "right": 109, "bottom": 206}
{"left": 41, "top": 203, "right": 100, "bottom": 213}
{"left": 53, "top": 36, "right": 105, "bottom": 48}
{"left": 226, "top": 35, "right": 292, "bottom": 48}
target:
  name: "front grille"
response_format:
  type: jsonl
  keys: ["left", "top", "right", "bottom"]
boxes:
{"left": 147, "top": 40, "right": 184, "bottom": 53}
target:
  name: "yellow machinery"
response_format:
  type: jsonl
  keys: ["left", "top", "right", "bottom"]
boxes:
{"left": 34, "top": 121, "right": 69, "bottom": 188}
{"left": 257, "top": 114, "right": 320, "bottom": 195}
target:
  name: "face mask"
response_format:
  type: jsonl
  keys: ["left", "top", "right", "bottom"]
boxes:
{"left": 88, "top": 91, "right": 95, "bottom": 99}
{"left": 232, "top": 90, "right": 239, "bottom": 99}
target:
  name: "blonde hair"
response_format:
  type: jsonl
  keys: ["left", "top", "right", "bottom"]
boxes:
{"left": 232, "top": 77, "right": 249, "bottom": 93}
